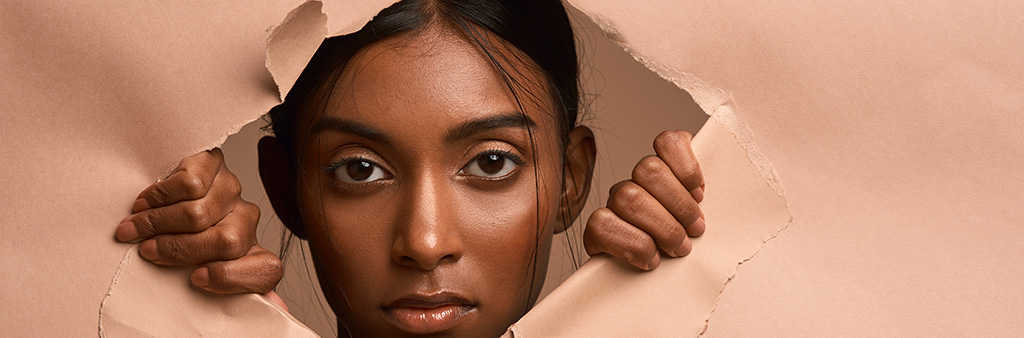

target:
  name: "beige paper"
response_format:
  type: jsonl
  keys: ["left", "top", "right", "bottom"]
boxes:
{"left": 0, "top": 0, "right": 383, "bottom": 336}
{"left": 99, "top": 250, "right": 316, "bottom": 337}
{"left": 508, "top": 0, "right": 1024, "bottom": 336}
{"left": 267, "top": 1, "right": 329, "bottom": 100}
{"left": 9, "top": 0, "right": 1019, "bottom": 336}
{"left": 506, "top": 113, "right": 792, "bottom": 337}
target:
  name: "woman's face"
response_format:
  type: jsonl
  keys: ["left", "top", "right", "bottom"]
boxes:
{"left": 288, "top": 28, "right": 569, "bottom": 336}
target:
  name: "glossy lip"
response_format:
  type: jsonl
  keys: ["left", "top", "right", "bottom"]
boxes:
{"left": 382, "top": 292, "right": 478, "bottom": 334}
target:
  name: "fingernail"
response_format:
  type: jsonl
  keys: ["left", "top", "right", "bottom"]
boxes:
{"left": 139, "top": 239, "right": 159, "bottom": 261}
{"left": 689, "top": 217, "right": 707, "bottom": 237}
{"left": 674, "top": 238, "right": 693, "bottom": 257}
{"left": 191, "top": 267, "right": 211, "bottom": 288}
{"left": 692, "top": 187, "right": 705, "bottom": 203}
{"left": 647, "top": 252, "right": 661, "bottom": 270}
{"left": 132, "top": 198, "right": 151, "bottom": 213}
{"left": 115, "top": 221, "right": 139, "bottom": 242}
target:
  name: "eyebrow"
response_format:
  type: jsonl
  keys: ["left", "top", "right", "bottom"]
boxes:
{"left": 444, "top": 112, "right": 536, "bottom": 143}
{"left": 310, "top": 112, "right": 536, "bottom": 145}
{"left": 311, "top": 117, "right": 393, "bottom": 146}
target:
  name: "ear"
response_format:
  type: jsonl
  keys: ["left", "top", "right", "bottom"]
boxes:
{"left": 258, "top": 136, "right": 307, "bottom": 239}
{"left": 555, "top": 126, "right": 597, "bottom": 233}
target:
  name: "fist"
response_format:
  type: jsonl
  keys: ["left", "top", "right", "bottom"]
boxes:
{"left": 584, "top": 130, "right": 705, "bottom": 270}
{"left": 116, "top": 148, "right": 283, "bottom": 294}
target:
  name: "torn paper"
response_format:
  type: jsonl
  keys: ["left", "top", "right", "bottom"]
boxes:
{"left": 99, "top": 250, "right": 317, "bottom": 337}
{"left": 266, "top": 1, "right": 329, "bottom": 100}
{"left": 8, "top": 0, "right": 1021, "bottom": 336}
{"left": 505, "top": 113, "right": 792, "bottom": 337}
{"left": 510, "top": 0, "right": 1024, "bottom": 336}
{"left": 0, "top": 0, "right": 378, "bottom": 336}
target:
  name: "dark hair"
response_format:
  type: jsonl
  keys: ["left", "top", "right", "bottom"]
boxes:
{"left": 268, "top": 0, "right": 579, "bottom": 150}
{"left": 266, "top": 1, "right": 582, "bottom": 334}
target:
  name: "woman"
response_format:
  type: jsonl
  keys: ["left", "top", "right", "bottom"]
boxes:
{"left": 114, "top": 0, "right": 706, "bottom": 336}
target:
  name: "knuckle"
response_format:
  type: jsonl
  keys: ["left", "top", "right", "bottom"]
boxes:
{"left": 584, "top": 209, "right": 614, "bottom": 247}
{"left": 180, "top": 172, "right": 207, "bottom": 199}
{"left": 587, "top": 208, "right": 616, "bottom": 229}
{"left": 224, "top": 172, "right": 243, "bottom": 197}
{"left": 150, "top": 184, "right": 172, "bottom": 206}
{"left": 607, "top": 180, "right": 628, "bottom": 196}
{"left": 613, "top": 183, "right": 644, "bottom": 203}
{"left": 134, "top": 213, "right": 157, "bottom": 237}
{"left": 241, "top": 202, "right": 261, "bottom": 225}
{"left": 632, "top": 156, "right": 663, "bottom": 181}
{"left": 207, "top": 264, "right": 233, "bottom": 288}
{"left": 653, "top": 130, "right": 691, "bottom": 152}
{"left": 610, "top": 184, "right": 647, "bottom": 213}
{"left": 160, "top": 238, "right": 190, "bottom": 262}
{"left": 216, "top": 231, "right": 248, "bottom": 258}
{"left": 183, "top": 202, "right": 211, "bottom": 227}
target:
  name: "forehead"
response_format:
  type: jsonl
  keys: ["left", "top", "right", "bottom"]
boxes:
{"left": 307, "top": 27, "right": 555, "bottom": 135}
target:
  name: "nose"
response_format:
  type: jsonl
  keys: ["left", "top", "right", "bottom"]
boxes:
{"left": 391, "top": 176, "right": 465, "bottom": 270}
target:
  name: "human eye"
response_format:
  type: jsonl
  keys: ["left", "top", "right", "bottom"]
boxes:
{"left": 326, "top": 157, "right": 392, "bottom": 184}
{"left": 460, "top": 149, "right": 525, "bottom": 179}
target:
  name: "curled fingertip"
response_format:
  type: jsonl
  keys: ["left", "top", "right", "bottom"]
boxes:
{"left": 115, "top": 221, "right": 140, "bottom": 243}
{"left": 673, "top": 236, "right": 693, "bottom": 257}
{"left": 139, "top": 239, "right": 159, "bottom": 262}
{"left": 131, "top": 197, "right": 152, "bottom": 213}
{"left": 691, "top": 186, "right": 705, "bottom": 203}
{"left": 647, "top": 252, "right": 661, "bottom": 270}
{"left": 688, "top": 217, "right": 706, "bottom": 238}
{"left": 191, "top": 266, "right": 211, "bottom": 288}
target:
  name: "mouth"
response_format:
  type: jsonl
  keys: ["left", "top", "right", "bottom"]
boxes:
{"left": 382, "top": 292, "right": 477, "bottom": 334}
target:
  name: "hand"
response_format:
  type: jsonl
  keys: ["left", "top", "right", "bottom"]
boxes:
{"left": 115, "top": 148, "right": 284, "bottom": 296}
{"left": 584, "top": 130, "right": 705, "bottom": 270}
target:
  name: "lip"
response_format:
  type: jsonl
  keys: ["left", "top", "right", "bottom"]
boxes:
{"left": 383, "top": 292, "right": 477, "bottom": 334}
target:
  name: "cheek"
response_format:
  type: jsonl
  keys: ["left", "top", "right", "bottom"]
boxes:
{"left": 455, "top": 164, "right": 563, "bottom": 303}
{"left": 295, "top": 176, "right": 398, "bottom": 306}
{"left": 459, "top": 188, "right": 542, "bottom": 271}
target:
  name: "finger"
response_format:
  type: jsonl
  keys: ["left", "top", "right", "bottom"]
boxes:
{"left": 584, "top": 207, "right": 662, "bottom": 270}
{"left": 132, "top": 148, "right": 226, "bottom": 212}
{"left": 652, "top": 130, "right": 704, "bottom": 202}
{"left": 118, "top": 169, "right": 240, "bottom": 242}
{"left": 138, "top": 202, "right": 259, "bottom": 265}
{"left": 606, "top": 180, "right": 692, "bottom": 257}
{"left": 192, "top": 246, "right": 283, "bottom": 295}
{"left": 632, "top": 155, "right": 706, "bottom": 238}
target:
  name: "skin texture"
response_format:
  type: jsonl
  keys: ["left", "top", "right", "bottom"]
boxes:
{"left": 115, "top": 20, "right": 705, "bottom": 338}
{"left": 260, "top": 26, "right": 594, "bottom": 337}
{"left": 115, "top": 148, "right": 283, "bottom": 294}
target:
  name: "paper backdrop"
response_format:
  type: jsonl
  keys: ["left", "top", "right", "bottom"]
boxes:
{"left": 3, "top": 0, "right": 1021, "bottom": 337}
{"left": 511, "top": 0, "right": 1024, "bottom": 337}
